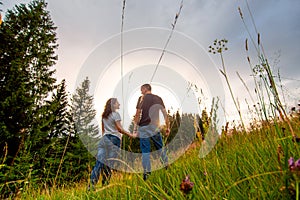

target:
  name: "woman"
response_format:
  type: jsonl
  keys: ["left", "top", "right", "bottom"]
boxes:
{"left": 89, "top": 98, "right": 135, "bottom": 189}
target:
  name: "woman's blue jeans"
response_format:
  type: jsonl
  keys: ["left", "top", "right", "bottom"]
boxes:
{"left": 90, "top": 134, "right": 121, "bottom": 185}
{"left": 139, "top": 124, "right": 168, "bottom": 173}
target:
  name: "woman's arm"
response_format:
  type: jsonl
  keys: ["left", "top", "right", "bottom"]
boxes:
{"left": 115, "top": 121, "right": 135, "bottom": 138}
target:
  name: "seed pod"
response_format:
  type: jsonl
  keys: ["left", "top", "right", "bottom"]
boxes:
{"left": 238, "top": 7, "right": 243, "bottom": 19}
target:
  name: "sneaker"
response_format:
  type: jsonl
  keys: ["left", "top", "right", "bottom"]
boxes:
{"left": 165, "top": 163, "right": 169, "bottom": 170}
{"left": 87, "top": 184, "right": 95, "bottom": 191}
{"left": 143, "top": 172, "right": 151, "bottom": 181}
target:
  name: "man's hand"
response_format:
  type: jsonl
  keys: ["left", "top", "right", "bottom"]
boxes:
{"left": 132, "top": 130, "right": 139, "bottom": 138}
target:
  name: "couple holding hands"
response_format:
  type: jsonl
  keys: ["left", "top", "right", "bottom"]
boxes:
{"left": 89, "top": 83, "right": 170, "bottom": 189}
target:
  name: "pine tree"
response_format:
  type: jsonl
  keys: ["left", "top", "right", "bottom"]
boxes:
{"left": 43, "top": 79, "right": 73, "bottom": 183}
{"left": 72, "top": 77, "right": 99, "bottom": 150}
{"left": 48, "top": 79, "right": 71, "bottom": 139}
{"left": 0, "top": 0, "right": 60, "bottom": 197}
{"left": 70, "top": 77, "right": 99, "bottom": 177}
{"left": 169, "top": 110, "right": 181, "bottom": 143}
{"left": 0, "top": 0, "right": 58, "bottom": 165}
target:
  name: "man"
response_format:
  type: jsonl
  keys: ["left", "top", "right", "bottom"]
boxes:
{"left": 134, "top": 83, "right": 170, "bottom": 180}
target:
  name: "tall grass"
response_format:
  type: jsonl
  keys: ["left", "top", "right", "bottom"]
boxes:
{"left": 18, "top": 119, "right": 299, "bottom": 199}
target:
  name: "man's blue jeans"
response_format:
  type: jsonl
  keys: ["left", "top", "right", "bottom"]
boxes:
{"left": 90, "top": 134, "right": 121, "bottom": 185}
{"left": 139, "top": 124, "right": 168, "bottom": 173}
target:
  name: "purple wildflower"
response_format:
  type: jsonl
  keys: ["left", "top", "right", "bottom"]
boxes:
{"left": 288, "top": 157, "right": 295, "bottom": 168}
{"left": 295, "top": 159, "right": 300, "bottom": 168}
{"left": 288, "top": 157, "right": 300, "bottom": 172}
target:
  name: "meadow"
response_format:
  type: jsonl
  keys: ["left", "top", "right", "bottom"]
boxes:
{"left": 18, "top": 116, "right": 300, "bottom": 199}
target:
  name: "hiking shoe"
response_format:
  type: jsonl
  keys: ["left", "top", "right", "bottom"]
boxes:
{"left": 87, "top": 184, "right": 95, "bottom": 191}
{"left": 165, "top": 164, "right": 169, "bottom": 170}
{"left": 143, "top": 172, "right": 151, "bottom": 181}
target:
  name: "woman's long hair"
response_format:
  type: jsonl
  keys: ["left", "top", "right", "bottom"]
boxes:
{"left": 102, "top": 98, "right": 117, "bottom": 119}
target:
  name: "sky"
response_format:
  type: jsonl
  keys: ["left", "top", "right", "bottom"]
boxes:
{"left": 2, "top": 0, "right": 300, "bottom": 129}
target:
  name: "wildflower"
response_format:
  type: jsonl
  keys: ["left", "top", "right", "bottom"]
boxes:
{"left": 238, "top": 7, "right": 243, "bottom": 19}
{"left": 288, "top": 157, "right": 300, "bottom": 172}
{"left": 289, "top": 157, "right": 295, "bottom": 170}
{"left": 180, "top": 175, "right": 194, "bottom": 195}
{"left": 295, "top": 159, "right": 300, "bottom": 168}
{"left": 245, "top": 38, "right": 248, "bottom": 51}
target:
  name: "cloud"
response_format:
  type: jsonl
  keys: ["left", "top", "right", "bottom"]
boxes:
{"left": 3, "top": 0, "right": 300, "bottom": 118}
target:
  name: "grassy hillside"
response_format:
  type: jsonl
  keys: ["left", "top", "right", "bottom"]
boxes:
{"left": 19, "top": 119, "right": 300, "bottom": 199}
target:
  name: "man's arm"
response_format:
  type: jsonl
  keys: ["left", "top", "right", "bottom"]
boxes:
{"left": 133, "top": 95, "right": 143, "bottom": 132}
{"left": 115, "top": 121, "right": 135, "bottom": 138}
{"left": 133, "top": 108, "right": 141, "bottom": 132}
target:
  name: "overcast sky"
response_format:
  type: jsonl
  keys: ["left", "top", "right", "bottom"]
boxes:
{"left": 2, "top": 0, "right": 300, "bottom": 126}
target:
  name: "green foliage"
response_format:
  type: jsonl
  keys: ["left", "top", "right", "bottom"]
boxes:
{"left": 0, "top": 4, "right": 99, "bottom": 194}
{"left": 0, "top": 0, "right": 57, "bottom": 159}
{"left": 201, "top": 108, "right": 209, "bottom": 133}
{"left": 167, "top": 113, "right": 196, "bottom": 152}
{"left": 166, "top": 110, "right": 181, "bottom": 143}
{"left": 0, "top": 1, "right": 95, "bottom": 198}
{"left": 71, "top": 76, "right": 99, "bottom": 156}
{"left": 18, "top": 118, "right": 300, "bottom": 199}
{"left": 69, "top": 76, "right": 99, "bottom": 182}
{"left": 0, "top": 0, "right": 60, "bottom": 197}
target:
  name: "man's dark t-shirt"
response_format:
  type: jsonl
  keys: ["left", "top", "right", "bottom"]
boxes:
{"left": 136, "top": 93, "right": 165, "bottom": 127}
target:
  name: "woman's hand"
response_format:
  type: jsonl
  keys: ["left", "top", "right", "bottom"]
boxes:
{"left": 131, "top": 131, "right": 138, "bottom": 138}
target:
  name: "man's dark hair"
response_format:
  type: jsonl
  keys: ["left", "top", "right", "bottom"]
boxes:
{"left": 141, "top": 83, "right": 151, "bottom": 91}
